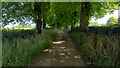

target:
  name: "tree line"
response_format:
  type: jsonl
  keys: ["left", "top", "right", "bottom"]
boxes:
{"left": 2, "top": 2, "right": 118, "bottom": 34}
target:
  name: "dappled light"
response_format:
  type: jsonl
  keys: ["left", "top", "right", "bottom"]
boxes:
{"left": 2, "top": 2, "right": 120, "bottom": 67}
{"left": 44, "top": 49, "right": 52, "bottom": 53}
{"left": 52, "top": 41, "right": 65, "bottom": 45}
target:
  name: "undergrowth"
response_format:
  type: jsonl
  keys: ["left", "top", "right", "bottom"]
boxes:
{"left": 2, "top": 29, "right": 58, "bottom": 66}
{"left": 70, "top": 26, "right": 120, "bottom": 67}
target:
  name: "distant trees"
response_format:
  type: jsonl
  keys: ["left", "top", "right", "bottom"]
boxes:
{"left": 80, "top": 2, "right": 118, "bottom": 31}
{"left": 106, "top": 17, "right": 118, "bottom": 26}
{"left": 2, "top": 2, "right": 119, "bottom": 33}
{"left": 2, "top": 2, "right": 50, "bottom": 34}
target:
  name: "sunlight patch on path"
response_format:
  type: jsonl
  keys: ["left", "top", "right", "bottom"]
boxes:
{"left": 29, "top": 30, "right": 86, "bottom": 66}
{"left": 52, "top": 41, "right": 65, "bottom": 44}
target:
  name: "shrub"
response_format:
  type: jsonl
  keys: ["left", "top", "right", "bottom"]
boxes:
{"left": 106, "top": 17, "right": 118, "bottom": 26}
{"left": 70, "top": 26, "right": 120, "bottom": 66}
{"left": 2, "top": 29, "right": 58, "bottom": 66}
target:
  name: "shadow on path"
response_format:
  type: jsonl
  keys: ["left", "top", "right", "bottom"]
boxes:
{"left": 29, "top": 30, "right": 86, "bottom": 66}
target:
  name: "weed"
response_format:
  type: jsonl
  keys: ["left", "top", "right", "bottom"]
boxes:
{"left": 2, "top": 29, "right": 58, "bottom": 66}
{"left": 70, "top": 26, "right": 120, "bottom": 66}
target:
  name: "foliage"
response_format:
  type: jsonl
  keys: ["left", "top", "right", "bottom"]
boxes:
{"left": 2, "top": 29, "right": 36, "bottom": 43}
{"left": 106, "top": 17, "right": 118, "bottom": 26}
{"left": 89, "top": 2, "right": 118, "bottom": 19}
{"left": 89, "top": 22, "right": 106, "bottom": 26}
{"left": 2, "top": 2, "right": 34, "bottom": 26}
{"left": 70, "top": 26, "right": 120, "bottom": 66}
{"left": 2, "top": 2, "right": 118, "bottom": 29}
{"left": 1, "top": 2, "right": 119, "bottom": 66}
{"left": 2, "top": 29, "right": 58, "bottom": 66}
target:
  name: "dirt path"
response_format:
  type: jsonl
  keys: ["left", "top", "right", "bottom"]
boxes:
{"left": 29, "top": 30, "right": 86, "bottom": 66}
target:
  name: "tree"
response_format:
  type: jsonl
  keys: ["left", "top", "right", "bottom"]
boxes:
{"left": 79, "top": 2, "right": 118, "bottom": 31}
{"left": 2, "top": 2, "right": 50, "bottom": 34}
{"left": 2, "top": 2, "right": 118, "bottom": 32}
{"left": 48, "top": 2, "right": 80, "bottom": 29}
{"left": 33, "top": 2, "right": 50, "bottom": 34}
{"left": 2, "top": 2, "right": 33, "bottom": 26}
{"left": 106, "top": 17, "right": 118, "bottom": 26}
{"left": 80, "top": 2, "right": 90, "bottom": 32}
{"left": 33, "top": 2, "right": 43, "bottom": 34}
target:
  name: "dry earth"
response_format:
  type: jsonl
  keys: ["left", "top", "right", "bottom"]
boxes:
{"left": 29, "top": 30, "right": 86, "bottom": 66}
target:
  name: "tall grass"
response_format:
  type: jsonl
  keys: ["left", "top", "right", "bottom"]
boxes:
{"left": 2, "top": 29, "right": 58, "bottom": 66}
{"left": 70, "top": 26, "right": 120, "bottom": 66}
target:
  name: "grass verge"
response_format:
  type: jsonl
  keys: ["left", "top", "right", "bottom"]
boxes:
{"left": 2, "top": 29, "right": 58, "bottom": 66}
{"left": 70, "top": 27, "right": 120, "bottom": 67}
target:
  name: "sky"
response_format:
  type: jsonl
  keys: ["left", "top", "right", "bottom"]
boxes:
{"left": 3, "top": 10, "right": 119, "bottom": 28}
{"left": 91, "top": 10, "right": 118, "bottom": 24}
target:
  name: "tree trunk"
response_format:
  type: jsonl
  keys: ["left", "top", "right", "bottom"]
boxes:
{"left": 34, "top": 2, "right": 47, "bottom": 34}
{"left": 54, "top": 22, "right": 57, "bottom": 29}
{"left": 74, "top": 11, "right": 77, "bottom": 26}
{"left": 72, "top": 11, "right": 77, "bottom": 30}
{"left": 80, "top": 2, "right": 90, "bottom": 32}
{"left": 71, "top": 3, "right": 77, "bottom": 32}
{"left": 34, "top": 2, "right": 42, "bottom": 34}
{"left": 43, "top": 9, "right": 46, "bottom": 29}
{"left": 118, "top": 7, "right": 120, "bottom": 24}
{"left": 43, "top": 21, "right": 46, "bottom": 29}
{"left": 71, "top": 13, "right": 75, "bottom": 31}
{"left": 53, "top": 22, "right": 57, "bottom": 29}
{"left": 36, "top": 19, "right": 42, "bottom": 34}
{"left": 71, "top": 18, "right": 74, "bottom": 32}
{"left": 53, "top": 14, "right": 57, "bottom": 29}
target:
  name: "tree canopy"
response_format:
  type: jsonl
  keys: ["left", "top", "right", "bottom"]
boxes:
{"left": 2, "top": 2, "right": 119, "bottom": 33}
{"left": 106, "top": 17, "right": 118, "bottom": 26}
